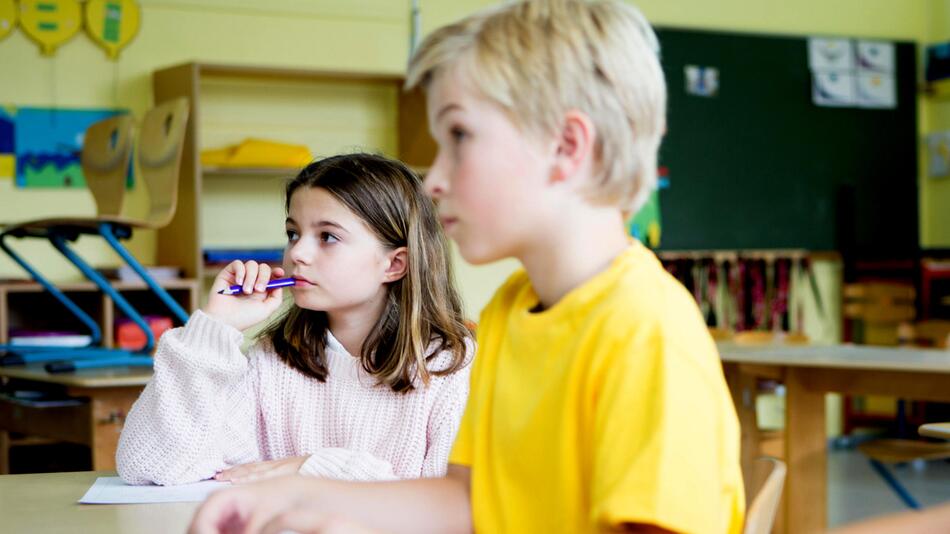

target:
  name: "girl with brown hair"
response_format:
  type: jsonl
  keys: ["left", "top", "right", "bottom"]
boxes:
{"left": 117, "top": 153, "right": 472, "bottom": 486}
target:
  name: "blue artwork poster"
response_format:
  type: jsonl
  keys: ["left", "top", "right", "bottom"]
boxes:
{"left": 0, "top": 107, "right": 14, "bottom": 179}
{"left": 2, "top": 107, "right": 131, "bottom": 188}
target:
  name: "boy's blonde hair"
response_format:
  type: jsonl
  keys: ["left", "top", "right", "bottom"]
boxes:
{"left": 406, "top": 0, "right": 667, "bottom": 215}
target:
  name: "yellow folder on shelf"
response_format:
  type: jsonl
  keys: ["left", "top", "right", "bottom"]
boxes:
{"left": 201, "top": 139, "right": 313, "bottom": 168}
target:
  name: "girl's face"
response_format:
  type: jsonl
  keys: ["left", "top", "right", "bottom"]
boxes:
{"left": 283, "top": 187, "right": 403, "bottom": 314}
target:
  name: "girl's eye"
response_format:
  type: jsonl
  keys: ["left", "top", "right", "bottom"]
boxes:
{"left": 450, "top": 126, "right": 468, "bottom": 143}
{"left": 320, "top": 232, "right": 339, "bottom": 244}
{"left": 286, "top": 229, "right": 299, "bottom": 242}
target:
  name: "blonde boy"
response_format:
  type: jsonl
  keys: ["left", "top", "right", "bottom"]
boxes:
{"left": 190, "top": 1, "right": 744, "bottom": 533}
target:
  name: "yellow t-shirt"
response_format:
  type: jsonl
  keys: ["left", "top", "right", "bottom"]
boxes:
{"left": 451, "top": 241, "right": 744, "bottom": 534}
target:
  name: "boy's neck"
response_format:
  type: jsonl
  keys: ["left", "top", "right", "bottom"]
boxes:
{"left": 518, "top": 203, "right": 630, "bottom": 311}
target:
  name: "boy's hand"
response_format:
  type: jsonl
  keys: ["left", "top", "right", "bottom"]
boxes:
{"left": 189, "top": 475, "right": 319, "bottom": 534}
{"left": 203, "top": 260, "right": 286, "bottom": 331}
{"left": 213, "top": 456, "right": 308, "bottom": 484}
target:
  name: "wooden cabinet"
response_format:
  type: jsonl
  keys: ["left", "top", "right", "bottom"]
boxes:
{"left": 0, "top": 280, "right": 199, "bottom": 347}
{"left": 151, "top": 62, "right": 436, "bottom": 280}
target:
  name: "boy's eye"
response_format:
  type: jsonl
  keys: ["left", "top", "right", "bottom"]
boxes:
{"left": 285, "top": 229, "right": 299, "bottom": 242}
{"left": 320, "top": 232, "right": 339, "bottom": 244}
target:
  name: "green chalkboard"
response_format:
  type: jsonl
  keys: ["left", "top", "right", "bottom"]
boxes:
{"left": 655, "top": 28, "right": 918, "bottom": 253}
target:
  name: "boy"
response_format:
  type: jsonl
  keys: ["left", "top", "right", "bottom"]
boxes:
{"left": 189, "top": 1, "right": 744, "bottom": 532}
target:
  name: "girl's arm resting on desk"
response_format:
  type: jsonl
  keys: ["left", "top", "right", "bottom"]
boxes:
{"left": 116, "top": 310, "right": 263, "bottom": 485}
{"left": 190, "top": 464, "right": 473, "bottom": 534}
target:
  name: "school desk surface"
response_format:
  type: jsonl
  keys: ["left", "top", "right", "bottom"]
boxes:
{"left": 0, "top": 471, "right": 198, "bottom": 533}
{"left": 718, "top": 342, "right": 950, "bottom": 534}
{"left": 920, "top": 422, "right": 950, "bottom": 440}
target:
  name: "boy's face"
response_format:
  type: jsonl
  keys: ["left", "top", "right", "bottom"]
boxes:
{"left": 423, "top": 66, "right": 556, "bottom": 265}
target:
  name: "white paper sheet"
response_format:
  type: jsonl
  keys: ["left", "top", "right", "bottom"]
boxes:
{"left": 808, "top": 37, "right": 854, "bottom": 71}
{"left": 812, "top": 71, "right": 856, "bottom": 107}
{"left": 79, "top": 477, "right": 231, "bottom": 504}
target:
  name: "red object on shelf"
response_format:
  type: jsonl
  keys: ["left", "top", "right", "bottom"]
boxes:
{"left": 115, "top": 315, "right": 174, "bottom": 351}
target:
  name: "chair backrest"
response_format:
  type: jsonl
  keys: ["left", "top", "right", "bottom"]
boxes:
{"left": 81, "top": 114, "right": 135, "bottom": 217}
{"left": 137, "top": 97, "right": 190, "bottom": 227}
{"left": 744, "top": 457, "right": 786, "bottom": 534}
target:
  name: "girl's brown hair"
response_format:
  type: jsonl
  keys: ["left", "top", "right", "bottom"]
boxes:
{"left": 258, "top": 153, "right": 470, "bottom": 393}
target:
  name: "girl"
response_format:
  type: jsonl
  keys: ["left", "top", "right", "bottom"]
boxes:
{"left": 117, "top": 153, "right": 473, "bottom": 486}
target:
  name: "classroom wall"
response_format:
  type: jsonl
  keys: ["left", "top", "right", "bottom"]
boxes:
{"left": 923, "top": 0, "right": 950, "bottom": 247}
{"left": 0, "top": 0, "right": 942, "bottom": 322}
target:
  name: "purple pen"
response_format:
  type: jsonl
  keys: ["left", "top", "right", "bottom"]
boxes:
{"left": 219, "top": 277, "right": 296, "bottom": 295}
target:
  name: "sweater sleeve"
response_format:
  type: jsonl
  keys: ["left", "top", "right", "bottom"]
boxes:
{"left": 297, "top": 448, "right": 399, "bottom": 481}
{"left": 420, "top": 340, "right": 474, "bottom": 478}
{"left": 116, "top": 310, "right": 265, "bottom": 485}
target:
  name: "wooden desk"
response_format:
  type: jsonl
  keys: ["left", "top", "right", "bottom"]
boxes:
{"left": 719, "top": 343, "right": 950, "bottom": 534}
{"left": 920, "top": 422, "right": 950, "bottom": 440}
{"left": 0, "top": 364, "right": 151, "bottom": 472}
{"left": 0, "top": 471, "right": 197, "bottom": 533}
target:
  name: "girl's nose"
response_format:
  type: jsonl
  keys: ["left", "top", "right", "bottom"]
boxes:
{"left": 288, "top": 239, "right": 314, "bottom": 265}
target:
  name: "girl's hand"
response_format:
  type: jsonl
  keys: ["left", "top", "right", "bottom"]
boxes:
{"left": 203, "top": 260, "right": 286, "bottom": 332}
{"left": 213, "top": 456, "right": 308, "bottom": 484}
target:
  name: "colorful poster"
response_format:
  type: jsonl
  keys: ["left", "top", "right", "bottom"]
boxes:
{"left": 0, "top": 107, "right": 13, "bottom": 180}
{"left": 10, "top": 107, "right": 130, "bottom": 188}
{"left": 628, "top": 170, "right": 669, "bottom": 249}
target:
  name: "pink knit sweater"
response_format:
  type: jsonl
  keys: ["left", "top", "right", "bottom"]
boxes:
{"left": 116, "top": 310, "right": 472, "bottom": 486}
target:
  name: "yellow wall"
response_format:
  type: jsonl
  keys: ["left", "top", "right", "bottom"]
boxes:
{"left": 923, "top": 0, "right": 950, "bottom": 247}
{"left": 0, "top": 0, "right": 943, "bottom": 321}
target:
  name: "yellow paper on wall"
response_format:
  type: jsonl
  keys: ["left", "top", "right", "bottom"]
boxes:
{"left": 0, "top": 0, "right": 17, "bottom": 42}
{"left": 20, "top": 0, "right": 81, "bottom": 55}
{"left": 84, "top": 0, "right": 140, "bottom": 60}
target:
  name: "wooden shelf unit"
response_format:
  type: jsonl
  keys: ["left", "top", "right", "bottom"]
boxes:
{"left": 0, "top": 279, "right": 200, "bottom": 348}
{"left": 152, "top": 62, "right": 437, "bottom": 280}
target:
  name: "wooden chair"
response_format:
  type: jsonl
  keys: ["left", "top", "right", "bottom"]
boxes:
{"left": 858, "top": 439, "right": 950, "bottom": 509}
{"left": 0, "top": 98, "right": 191, "bottom": 371}
{"left": 744, "top": 457, "right": 786, "bottom": 534}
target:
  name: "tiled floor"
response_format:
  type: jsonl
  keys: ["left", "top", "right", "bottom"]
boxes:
{"left": 828, "top": 447, "right": 950, "bottom": 528}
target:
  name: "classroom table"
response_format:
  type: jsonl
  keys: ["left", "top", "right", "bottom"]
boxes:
{"left": 919, "top": 422, "right": 950, "bottom": 440}
{"left": 0, "top": 364, "right": 151, "bottom": 472}
{"left": 719, "top": 342, "right": 950, "bottom": 534}
{"left": 0, "top": 470, "right": 197, "bottom": 533}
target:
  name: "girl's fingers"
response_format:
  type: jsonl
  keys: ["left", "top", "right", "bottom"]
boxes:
{"left": 228, "top": 260, "right": 246, "bottom": 285}
{"left": 243, "top": 261, "right": 259, "bottom": 294}
{"left": 256, "top": 264, "right": 272, "bottom": 292}
{"left": 272, "top": 267, "right": 285, "bottom": 279}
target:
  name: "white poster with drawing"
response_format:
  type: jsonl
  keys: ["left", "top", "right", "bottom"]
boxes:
{"left": 808, "top": 38, "right": 854, "bottom": 71}
{"left": 856, "top": 41, "right": 895, "bottom": 74}
{"left": 812, "top": 71, "right": 855, "bottom": 107}
{"left": 856, "top": 73, "right": 896, "bottom": 108}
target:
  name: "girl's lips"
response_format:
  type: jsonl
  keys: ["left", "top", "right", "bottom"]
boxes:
{"left": 440, "top": 216, "right": 458, "bottom": 228}
{"left": 292, "top": 277, "right": 315, "bottom": 287}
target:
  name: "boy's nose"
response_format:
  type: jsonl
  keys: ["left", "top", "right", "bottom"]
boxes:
{"left": 423, "top": 158, "right": 448, "bottom": 199}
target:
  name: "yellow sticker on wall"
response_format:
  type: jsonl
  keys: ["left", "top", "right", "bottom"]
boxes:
{"left": 0, "top": 0, "right": 17, "bottom": 42}
{"left": 19, "top": 0, "right": 81, "bottom": 55}
{"left": 84, "top": 0, "right": 140, "bottom": 60}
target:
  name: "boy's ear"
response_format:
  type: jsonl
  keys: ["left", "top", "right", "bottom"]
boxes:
{"left": 551, "top": 110, "right": 596, "bottom": 184}
{"left": 383, "top": 246, "right": 409, "bottom": 282}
